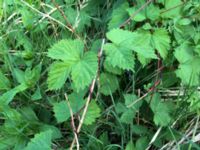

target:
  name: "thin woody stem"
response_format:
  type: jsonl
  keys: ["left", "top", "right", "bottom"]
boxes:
{"left": 69, "top": 39, "right": 105, "bottom": 149}
{"left": 64, "top": 93, "right": 79, "bottom": 150}
{"left": 120, "top": 0, "right": 154, "bottom": 28}
{"left": 51, "top": 0, "right": 81, "bottom": 39}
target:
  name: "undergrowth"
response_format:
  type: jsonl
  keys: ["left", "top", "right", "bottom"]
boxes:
{"left": 0, "top": 0, "right": 200, "bottom": 150}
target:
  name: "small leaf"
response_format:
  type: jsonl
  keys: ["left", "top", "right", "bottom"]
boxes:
{"left": 135, "top": 137, "right": 149, "bottom": 150}
{"left": 176, "top": 57, "right": 200, "bottom": 86}
{"left": 150, "top": 94, "right": 173, "bottom": 126}
{"left": 0, "top": 70, "right": 10, "bottom": 90}
{"left": 161, "top": 0, "right": 182, "bottom": 19}
{"left": 104, "top": 59, "right": 122, "bottom": 75}
{"left": 24, "top": 130, "right": 52, "bottom": 150}
{"left": 84, "top": 100, "right": 101, "bottom": 125}
{"left": 108, "top": 2, "right": 129, "bottom": 30}
{"left": 100, "top": 73, "right": 119, "bottom": 96}
{"left": 120, "top": 109, "right": 136, "bottom": 124}
{"left": 124, "top": 94, "right": 143, "bottom": 110}
{"left": 127, "top": 7, "right": 146, "bottom": 22}
{"left": 39, "top": 125, "right": 62, "bottom": 140}
{"left": 31, "top": 87, "right": 42, "bottom": 101}
{"left": 53, "top": 93, "right": 85, "bottom": 123}
{"left": 65, "top": 7, "right": 91, "bottom": 32}
{"left": 0, "top": 84, "right": 28, "bottom": 105}
{"left": 125, "top": 141, "right": 135, "bottom": 150}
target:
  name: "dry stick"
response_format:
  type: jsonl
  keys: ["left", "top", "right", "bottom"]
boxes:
{"left": 119, "top": 0, "right": 154, "bottom": 28}
{"left": 64, "top": 93, "right": 79, "bottom": 150}
{"left": 70, "top": 39, "right": 105, "bottom": 149}
{"left": 127, "top": 80, "right": 160, "bottom": 108}
{"left": 146, "top": 127, "right": 162, "bottom": 150}
{"left": 51, "top": 0, "right": 81, "bottom": 39}
{"left": 160, "top": 2, "right": 185, "bottom": 14}
{"left": 20, "top": 0, "right": 74, "bottom": 33}
{"left": 146, "top": 55, "right": 162, "bottom": 113}
{"left": 37, "top": 7, "right": 58, "bottom": 23}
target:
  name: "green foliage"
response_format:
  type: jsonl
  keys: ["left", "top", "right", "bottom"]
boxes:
{"left": 0, "top": 70, "right": 11, "bottom": 90}
{"left": 151, "top": 29, "right": 170, "bottom": 59}
{"left": 100, "top": 73, "right": 119, "bottom": 95}
{"left": 84, "top": 100, "right": 101, "bottom": 125}
{"left": 24, "top": 130, "right": 52, "bottom": 150}
{"left": 108, "top": 1, "right": 129, "bottom": 30}
{"left": 104, "top": 29, "right": 135, "bottom": 71}
{"left": 150, "top": 94, "right": 173, "bottom": 126}
{"left": 1, "top": 0, "right": 200, "bottom": 150}
{"left": 48, "top": 39, "right": 98, "bottom": 91}
{"left": 53, "top": 93, "right": 85, "bottom": 123}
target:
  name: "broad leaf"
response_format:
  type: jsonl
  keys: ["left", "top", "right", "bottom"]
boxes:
{"left": 132, "top": 30, "right": 157, "bottom": 59}
{"left": 48, "top": 39, "right": 97, "bottom": 91}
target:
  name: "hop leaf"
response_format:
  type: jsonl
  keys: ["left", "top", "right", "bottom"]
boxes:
{"left": 47, "top": 39, "right": 98, "bottom": 91}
